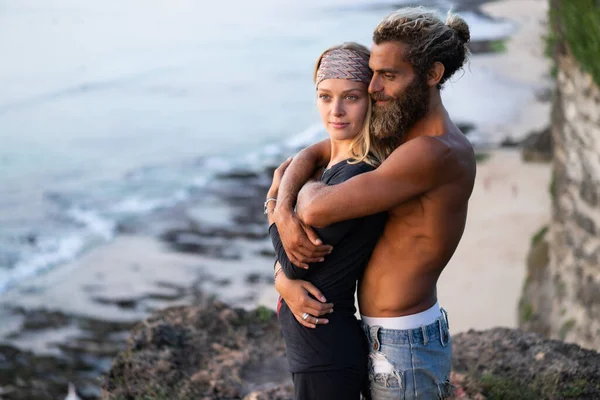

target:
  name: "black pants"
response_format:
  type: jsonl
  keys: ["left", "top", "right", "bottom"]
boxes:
{"left": 292, "top": 367, "right": 366, "bottom": 400}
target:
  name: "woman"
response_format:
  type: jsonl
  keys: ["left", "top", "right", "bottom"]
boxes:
{"left": 266, "top": 42, "right": 392, "bottom": 400}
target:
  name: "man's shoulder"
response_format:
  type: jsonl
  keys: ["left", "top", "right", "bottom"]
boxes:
{"left": 385, "top": 135, "right": 451, "bottom": 167}
{"left": 389, "top": 133, "right": 473, "bottom": 167}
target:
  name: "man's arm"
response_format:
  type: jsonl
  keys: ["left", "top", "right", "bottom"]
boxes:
{"left": 272, "top": 139, "right": 334, "bottom": 268}
{"left": 276, "top": 139, "right": 331, "bottom": 212}
{"left": 296, "top": 137, "right": 454, "bottom": 227}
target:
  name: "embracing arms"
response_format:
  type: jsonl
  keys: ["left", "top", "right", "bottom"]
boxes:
{"left": 296, "top": 136, "right": 454, "bottom": 227}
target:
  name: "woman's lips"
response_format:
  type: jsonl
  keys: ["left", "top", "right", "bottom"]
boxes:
{"left": 330, "top": 122, "right": 349, "bottom": 129}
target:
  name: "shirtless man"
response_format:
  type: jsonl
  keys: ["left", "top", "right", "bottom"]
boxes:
{"left": 265, "top": 7, "right": 476, "bottom": 400}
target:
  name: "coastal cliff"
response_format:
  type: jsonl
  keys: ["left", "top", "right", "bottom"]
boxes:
{"left": 519, "top": 0, "right": 600, "bottom": 350}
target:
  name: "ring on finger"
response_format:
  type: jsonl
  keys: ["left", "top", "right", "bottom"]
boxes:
{"left": 315, "top": 318, "right": 319, "bottom": 324}
{"left": 302, "top": 312, "right": 309, "bottom": 321}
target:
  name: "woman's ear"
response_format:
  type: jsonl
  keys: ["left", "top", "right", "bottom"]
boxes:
{"left": 427, "top": 61, "right": 445, "bottom": 87}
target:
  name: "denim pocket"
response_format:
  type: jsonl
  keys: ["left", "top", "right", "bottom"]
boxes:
{"left": 370, "top": 371, "right": 404, "bottom": 400}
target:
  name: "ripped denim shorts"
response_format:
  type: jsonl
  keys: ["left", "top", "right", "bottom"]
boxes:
{"left": 361, "top": 309, "right": 454, "bottom": 400}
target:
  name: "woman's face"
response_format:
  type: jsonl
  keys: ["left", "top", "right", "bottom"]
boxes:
{"left": 317, "top": 79, "right": 369, "bottom": 142}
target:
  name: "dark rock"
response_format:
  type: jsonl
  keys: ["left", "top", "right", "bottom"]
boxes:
{"left": 452, "top": 328, "right": 600, "bottom": 399}
{"left": 0, "top": 309, "right": 136, "bottom": 400}
{"left": 216, "top": 170, "right": 261, "bottom": 181}
{"left": 456, "top": 122, "right": 476, "bottom": 135}
{"left": 160, "top": 230, "right": 243, "bottom": 259}
{"left": 468, "top": 39, "right": 507, "bottom": 55}
{"left": 535, "top": 87, "right": 553, "bottom": 102}
{"left": 246, "top": 273, "right": 262, "bottom": 284}
{"left": 103, "top": 303, "right": 600, "bottom": 400}
{"left": 102, "top": 302, "right": 291, "bottom": 399}
{"left": 499, "top": 135, "right": 521, "bottom": 148}
{"left": 521, "top": 126, "right": 553, "bottom": 163}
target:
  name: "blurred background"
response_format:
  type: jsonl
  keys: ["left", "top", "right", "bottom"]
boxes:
{"left": 2, "top": 0, "right": 597, "bottom": 398}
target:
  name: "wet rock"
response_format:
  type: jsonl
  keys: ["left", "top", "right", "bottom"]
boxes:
{"left": 160, "top": 230, "right": 243, "bottom": 259}
{"left": 246, "top": 273, "right": 262, "bottom": 284}
{"left": 216, "top": 170, "right": 261, "bottom": 181}
{"left": 456, "top": 122, "right": 476, "bottom": 135}
{"left": 499, "top": 135, "right": 521, "bottom": 148}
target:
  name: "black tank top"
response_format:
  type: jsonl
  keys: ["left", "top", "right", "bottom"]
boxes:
{"left": 270, "top": 159, "right": 386, "bottom": 372}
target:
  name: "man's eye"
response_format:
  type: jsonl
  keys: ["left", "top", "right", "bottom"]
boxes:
{"left": 384, "top": 74, "right": 395, "bottom": 80}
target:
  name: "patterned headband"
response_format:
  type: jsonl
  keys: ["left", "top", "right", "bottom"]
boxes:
{"left": 315, "top": 48, "right": 372, "bottom": 88}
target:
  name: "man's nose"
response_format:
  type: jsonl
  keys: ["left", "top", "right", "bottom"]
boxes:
{"left": 369, "top": 77, "right": 382, "bottom": 95}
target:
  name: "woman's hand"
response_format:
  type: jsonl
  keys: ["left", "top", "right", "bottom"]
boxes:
{"left": 275, "top": 270, "right": 333, "bottom": 328}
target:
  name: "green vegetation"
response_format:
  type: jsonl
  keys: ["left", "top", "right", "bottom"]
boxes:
{"left": 559, "top": 318, "right": 576, "bottom": 340}
{"left": 531, "top": 225, "right": 548, "bottom": 246}
{"left": 549, "top": 169, "right": 557, "bottom": 200}
{"left": 559, "top": 379, "right": 591, "bottom": 398}
{"left": 548, "top": 0, "right": 600, "bottom": 86}
{"left": 520, "top": 301, "right": 534, "bottom": 323}
{"left": 480, "top": 374, "right": 539, "bottom": 400}
{"left": 255, "top": 305, "right": 274, "bottom": 323}
{"left": 475, "top": 152, "right": 490, "bottom": 163}
{"left": 489, "top": 39, "right": 508, "bottom": 53}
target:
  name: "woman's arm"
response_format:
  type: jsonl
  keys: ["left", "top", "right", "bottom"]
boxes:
{"left": 276, "top": 139, "right": 331, "bottom": 213}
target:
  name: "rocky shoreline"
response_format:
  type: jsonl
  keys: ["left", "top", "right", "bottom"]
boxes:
{"left": 100, "top": 302, "right": 600, "bottom": 400}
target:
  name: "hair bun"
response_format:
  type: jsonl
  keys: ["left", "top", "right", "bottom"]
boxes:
{"left": 446, "top": 13, "right": 470, "bottom": 44}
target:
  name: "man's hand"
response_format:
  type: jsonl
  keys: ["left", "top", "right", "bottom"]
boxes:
{"left": 273, "top": 209, "right": 332, "bottom": 269}
{"left": 275, "top": 271, "right": 333, "bottom": 328}
{"left": 267, "top": 156, "right": 293, "bottom": 200}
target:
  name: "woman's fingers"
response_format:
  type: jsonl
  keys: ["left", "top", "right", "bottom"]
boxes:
{"left": 301, "top": 280, "right": 329, "bottom": 304}
{"left": 293, "top": 312, "right": 329, "bottom": 328}
{"left": 294, "top": 313, "right": 316, "bottom": 329}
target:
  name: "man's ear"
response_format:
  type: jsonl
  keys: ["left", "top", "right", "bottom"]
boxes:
{"left": 427, "top": 61, "right": 445, "bottom": 87}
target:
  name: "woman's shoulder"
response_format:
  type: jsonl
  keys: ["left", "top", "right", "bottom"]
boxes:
{"left": 324, "top": 160, "right": 375, "bottom": 184}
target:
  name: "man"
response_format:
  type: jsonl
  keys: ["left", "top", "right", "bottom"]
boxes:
{"left": 266, "top": 7, "right": 475, "bottom": 399}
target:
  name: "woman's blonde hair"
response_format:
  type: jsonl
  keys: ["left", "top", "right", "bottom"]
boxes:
{"left": 313, "top": 42, "right": 395, "bottom": 168}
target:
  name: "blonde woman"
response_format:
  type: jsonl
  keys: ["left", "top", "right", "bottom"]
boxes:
{"left": 266, "top": 43, "right": 390, "bottom": 400}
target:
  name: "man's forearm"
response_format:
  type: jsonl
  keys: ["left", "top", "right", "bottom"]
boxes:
{"left": 276, "top": 140, "right": 330, "bottom": 212}
{"left": 296, "top": 181, "right": 327, "bottom": 225}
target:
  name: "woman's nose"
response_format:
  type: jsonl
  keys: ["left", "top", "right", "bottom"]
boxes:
{"left": 332, "top": 100, "right": 345, "bottom": 116}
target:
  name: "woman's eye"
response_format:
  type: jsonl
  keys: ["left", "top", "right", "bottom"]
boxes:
{"left": 319, "top": 94, "right": 331, "bottom": 100}
{"left": 346, "top": 95, "right": 358, "bottom": 100}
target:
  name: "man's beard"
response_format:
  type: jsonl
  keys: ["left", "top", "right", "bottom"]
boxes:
{"left": 370, "top": 74, "right": 430, "bottom": 140}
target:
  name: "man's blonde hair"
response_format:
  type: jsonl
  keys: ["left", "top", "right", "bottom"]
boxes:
{"left": 314, "top": 42, "right": 395, "bottom": 167}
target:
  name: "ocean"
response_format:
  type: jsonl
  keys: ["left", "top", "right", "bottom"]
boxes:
{"left": 0, "top": 0, "right": 522, "bottom": 293}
